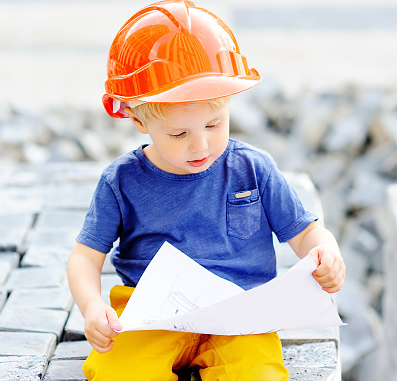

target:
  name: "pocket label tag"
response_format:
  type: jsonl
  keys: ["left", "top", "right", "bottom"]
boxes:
{"left": 235, "top": 191, "right": 251, "bottom": 199}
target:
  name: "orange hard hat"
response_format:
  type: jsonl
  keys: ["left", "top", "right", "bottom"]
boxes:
{"left": 103, "top": 0, "right": 261, "bottom": 118}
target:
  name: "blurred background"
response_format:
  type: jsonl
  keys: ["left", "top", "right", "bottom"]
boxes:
{"left": 0, "top": 0, "right": 396, "bottom": 380}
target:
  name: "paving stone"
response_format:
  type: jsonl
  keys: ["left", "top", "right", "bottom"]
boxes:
{"left": 44, "top": 182, "right": 96, "bottom": 210}
{"left": 8, "top": 166, "right": 53, "bottom": 187}
{"left": 288, "top": 367, "right": 339, "bottom": 381}
{"left": 43, "top": 359, "right": 87, "bottom": 381}
{"left": 39, "top": 225, "right": 73, "bottom": 246}
{"left": 4, "top": 266, "right": 67, "bottom": 292}
{"left": 283, "top": 342, "right": 337, "bottom": 381}
{"left": 25, "top": 228, "right": 81, "bottom": 250}
{"left": 0, "top": 252, "right": 20, "bottom": 285}
{"left": 279, "top": 326, "right": 339, "bottom": 346}
{"left": 0, "top": 305, "right": 68, "bottom": 339}
{"left": 52, "top": 341, "right": 92, "bottom": 360}
{"left": 0, "top": 213, "right": 35, "bottom": 251}
{"left": 26, "top": 210, "right": 87, "bottom": 249}
{"left": 0, "top": 331, "right": 56, "bottom": 359}
{"left": 34, "top": 210, "right": 87, "bottom": 231}
{"left": 64, "top": 303, "right": 85, "bottom": 341}
{"left": 21, "top": 245, "right": 71, "bottom": 267}
{"left": 0, "top": 166, "right": 14, "bottom": 188}
{"left": 6, "top": 287, "right": 73, "bottom": 311}
{"left": 49, "top": 162, "right": 104, "bottom": 185}
{"left": 0, "top": 289, "right": 7, "bottom": 312}
{"left": 0, "top": 186, "right": 46, "bottom": 215}
{"left": 0, "top": 355, "right": 47, "bottom": 381}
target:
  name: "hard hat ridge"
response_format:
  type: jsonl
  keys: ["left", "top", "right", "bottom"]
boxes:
{"left": 103, "top": 0, "right": 261, "bottom": 118}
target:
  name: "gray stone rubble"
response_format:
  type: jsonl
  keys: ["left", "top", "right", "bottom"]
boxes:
{"left": 0, "top": 82, "right": 396, "bottom": 380}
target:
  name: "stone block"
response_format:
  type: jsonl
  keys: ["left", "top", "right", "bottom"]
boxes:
{"left": 0, "top": 213, "right": 35, "bottom": 251}
{"left": 0, "top": 186, "right": 46, "bottom": 215}
{"left": 64, "top": 303, "right": 85, "bottom": 341}
{"left": 52, "top": 341, "right": 92, "bottom": 360}
{"left": 26, "top": 210, "right": 87, "bottom": 249}
{"left": 0, "top": 331, "right": 56, "bottom": 359}
{"left": 0, "top": 355, "right": 47, "bottom": 381}
{"left": 0, "top": 252, "right": 20, "bottom": 285}
{"left": 8, "top": 166, "right": 52, "bottom": 187}
{"left": 25, "top": 228, "right": 78, "bottom": 250}
{"left": 43, "top": 359, "right": 87, "bottom": 381}
{"left": 49, "top": 162, "right": 103, "bottom": 185}
{"left": 0, "top": 290, "right": 7, "bottom": 312}
{"left": 44, "top": 182, "right": 96, "bottom": 210}
{"left": 6, "top": 287, "right": 73, "bottom": 311}
{"left": 283, "top": 342, "right": 338, "bottom": 381}
{"left": 279, "top": 326, "right": 339, "bottom": 346}
{"left": 34, "top": 210, "right": 86, "bottom": 231}
{"left": 0, "top": 305, "right": 68, "bottom": 339}
{"left": 21, "top": 245, "right": 71, "bottom": 268}
{"left": 4, "top": 266, "right": 67, "bottom": 292}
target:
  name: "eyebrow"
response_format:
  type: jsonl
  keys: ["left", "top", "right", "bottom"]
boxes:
{"left": 163, "top": 116, "right": 224, "bottom": 132}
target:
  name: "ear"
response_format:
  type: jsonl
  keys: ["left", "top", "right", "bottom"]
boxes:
{"left": 124, "top": 107, "right": 147, "bottom": 134}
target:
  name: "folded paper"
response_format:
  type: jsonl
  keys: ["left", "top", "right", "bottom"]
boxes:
{"left": 118, "top": 242, "right": 344, "bottom": 335}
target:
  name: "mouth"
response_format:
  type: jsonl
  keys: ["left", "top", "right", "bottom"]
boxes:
{"left": 187, "top": 156, "right": 210, "bottom": 168}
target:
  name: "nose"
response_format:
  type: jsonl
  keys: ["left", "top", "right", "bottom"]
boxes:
{"left": 189, "top": 134, "right": 208, "bottom": 153}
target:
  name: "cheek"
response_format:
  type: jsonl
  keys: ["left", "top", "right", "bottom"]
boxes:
{"left": 214, "top": 128, "right": 229, "bottom": 150}
{"left": 161, "top": 141, "right": 185, "bottom": 160}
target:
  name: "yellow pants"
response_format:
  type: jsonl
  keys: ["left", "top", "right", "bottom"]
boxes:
{"left": 83, "top": 285, "right": 289, "bottom": 381}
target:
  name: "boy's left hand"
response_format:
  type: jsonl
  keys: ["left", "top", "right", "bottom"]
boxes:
{"left": 308, "top": 245, "right": 345, "bottom": 293}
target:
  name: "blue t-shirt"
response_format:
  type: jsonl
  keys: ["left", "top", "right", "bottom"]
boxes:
{"left": 76, "top": 139, "right": 317, "bottom": 290}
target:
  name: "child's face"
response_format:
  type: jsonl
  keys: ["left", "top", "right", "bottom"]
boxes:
{"left": 138, "top": 101, "right": 230, "bottom": 175}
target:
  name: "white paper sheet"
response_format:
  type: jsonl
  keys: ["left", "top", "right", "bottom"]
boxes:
{"left": 117, "top": 242, "right": 344, "bottom": 335}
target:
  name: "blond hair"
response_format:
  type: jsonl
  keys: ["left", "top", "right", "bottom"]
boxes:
{"left": 128, "top": 98, "right": 229, "bottom": 123}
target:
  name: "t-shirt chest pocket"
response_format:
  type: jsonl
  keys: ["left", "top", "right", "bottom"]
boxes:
{"left": 226, "top": 189, "right": 261, "bottom": 239}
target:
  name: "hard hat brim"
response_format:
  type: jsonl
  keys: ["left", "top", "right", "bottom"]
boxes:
{"left": 103, "top": 74, "right": 261, "bottom": 118}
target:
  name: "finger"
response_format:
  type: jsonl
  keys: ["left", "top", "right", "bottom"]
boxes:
{"left": 315, "top": 257, "right": 345, "bottom": 283}
{"left": 313, "top": 253, "right": 335, "bottom": 278}
{"left": 313, "top": 263, "right": 339, "bottom": 284}
{"left": 314, "top": 270, "right": 345, "bottom": 292}
{"left": 308, "top": 248, "right": 321, "bottom": 267}
{"left": 322, "top": 282, "right": 344, "bottom": 293}
{"left": 99, "top": 323, "right": 120, "bottom": 338}
{"left": 106, "top": 307, "right": 123, "bottom": 333}
{"left": 92, "top": 339, "right": 115, "bottom": 354}
{"left": 88, "top": 327, "right": 119, "bottom": 350}
{"left": 86, "top": 329, "right": 111, "bottom": 347}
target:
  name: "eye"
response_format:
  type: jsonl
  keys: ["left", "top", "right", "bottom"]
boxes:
{"left": 206, "top": 122, "right": 221, "bottom": 129}
{"left": 169, "top": 132, "right": 186, "bottom": 139}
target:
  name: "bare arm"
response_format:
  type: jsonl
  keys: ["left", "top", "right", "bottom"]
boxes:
{"left": 288, "top": 221, "right": 345, "bottom": 293}
{"left": 67, "top": 242, "right": 121, "bottom": 352}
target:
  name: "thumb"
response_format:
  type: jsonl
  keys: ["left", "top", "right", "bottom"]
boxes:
{"left": 106, "top": 306, "right": 123, "bottom": 332}
{"left": 308, "top": 247, "right": 321, "bottom": 269}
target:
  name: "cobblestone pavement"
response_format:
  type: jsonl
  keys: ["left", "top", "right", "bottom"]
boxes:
{"left": 0, "top": 162, "right": 341, "bottom": 380}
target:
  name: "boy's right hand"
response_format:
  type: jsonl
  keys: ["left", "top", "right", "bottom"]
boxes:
{"left": 83, "top": 299, "right": 123, "bottom": 353}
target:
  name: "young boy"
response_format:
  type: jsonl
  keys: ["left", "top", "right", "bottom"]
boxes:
{"left": 67, "top": 1, "right": 346, "bottom": 380}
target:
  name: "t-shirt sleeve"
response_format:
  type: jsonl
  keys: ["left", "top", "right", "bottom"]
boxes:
{"left": 262, "top": 162, "right": 318, "bottom": 243}
{"left": 76, "top": 174, "right": 122, "bottom": 253}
